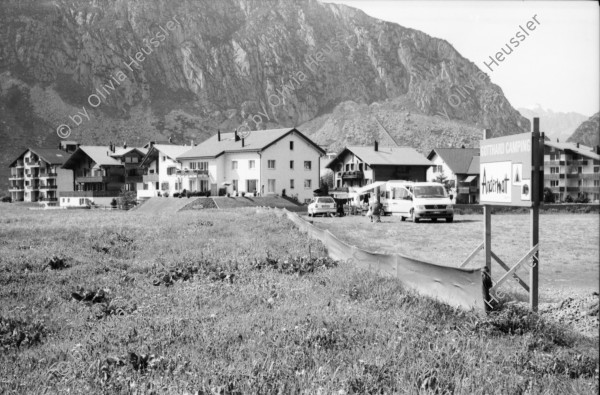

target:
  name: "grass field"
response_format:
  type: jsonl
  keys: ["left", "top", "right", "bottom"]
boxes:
{"left": 308, "top": 213, "right": 600, "bottom": 297}
{"left": 0, "top": 204, "right": 598, "bottom": 394}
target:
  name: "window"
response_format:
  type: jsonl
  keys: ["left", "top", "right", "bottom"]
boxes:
{"left": 268, "top": 160, "right": 275, "bottom": 169}
{"left": 304, "top": 179, "right": 312, "bottom": 189}
{"left": 578, "top": 179, "right": 583, "bottom": 187}
{"left": 550, "top": 167, "right": 559, "bottom": 174}
{"left": 162, "top": 156, "right": 166, "bottom": 161}
{"left": 290, "top": 141, "right": 294, "bottom": 150}
{"left": 594, "top": 180, "right": 600, "bottom": 187}
{"left": 290, "top": 179, "right": 295, "bottom": 189}
{"left": 249, "top": 160, "right": 255, "bottom": 169}
{"left": 79, "top": 198, "right": 85, "bottom": 205}
{"left": 594, "top": 167, "right": 599, "bottom": 173}
{"left": 143, "top": 183, "right": 148, "bottom": 190}
{"left": 290, "top": 161, "right": 294, "bottom": 169}
{"left": 232, "top": 179, "right": 238, "bottom": 191}
{"left": 304, "top": 161, "right": 312, "bottom": 170}
{"left": 578, "top": 167, "right": 582, "bottom": 174}
{"left": 350, "top": 163, "right": 354, "bottom": 171}
{"left": 232, "top": 161, "right": 238, "bottom": 170}
{"left": 167, "top": 167, "right": 177, "bottom": 175}
{"left": 365, "top": 164, "right": 369, "bottom": 170}
{"left": 358, "top": 163, "right": 363, "bottom": 171}
{"left": 345, "top": 164, "right": 350, "bottom": 171}
{"left": 268, "top": 179, "right": 276, "bottom": 193}
{"left": 550, "top": 180, "right": 559, "bottom": 187}
{"left": 190, "top": 162, "right": 196, "bottom": 169}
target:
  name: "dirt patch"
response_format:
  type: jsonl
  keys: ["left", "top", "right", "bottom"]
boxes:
{"left": 180, "top": 198, "right": 218, "bottom": 211}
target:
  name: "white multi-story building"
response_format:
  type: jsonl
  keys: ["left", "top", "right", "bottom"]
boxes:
{"left": 177, "top": 128, "right": 325, "bottom": 202}
{"left": 138, "top": 144, "right": 192, "bottom": 198}
{"left": 544, "top": 141, "right": 600, "bottom": 202}
{"left": 8, "top": 143, "right": 76, "bottom": 205}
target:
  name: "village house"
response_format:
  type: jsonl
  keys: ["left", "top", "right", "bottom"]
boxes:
{"left": 543, "top": 140, "right": 600, "bottom": 202}
{"left": 138, "top": 143, "right": 193, "bottom": 198}
{"left": 8, "top": 141, "right": 76, "bottom": 205}
{"left": 326, "top": 142, "right": 432, "bottom": 189}
{"left": 427, "top": 147, "right": 480, "bottom": 203}
{"left": 176, "top": 128, "right": 325, "bottom": 202}
{"left": 59, "top": 143, "right": 147, "bottom": 207}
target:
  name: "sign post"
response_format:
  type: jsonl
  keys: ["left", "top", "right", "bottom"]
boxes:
{"left": 478, "top": 118, "right": 544, "bottom": 312}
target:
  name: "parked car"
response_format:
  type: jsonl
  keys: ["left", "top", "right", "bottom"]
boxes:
{"left": 307, "top": 196, "right": 336, "bottom": 217}
{"left": 381, "top": 181, "right": 454, "bottom": 223}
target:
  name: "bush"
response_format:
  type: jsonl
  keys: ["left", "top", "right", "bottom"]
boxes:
{"left": 241, "top": 192, "right": 246, "bottom": 197}
{"left": 565, "top": 195, "right": 574, "bottom": 203}
{"left": 173, "top": 193, "right": 180, "bottom": 198}
{"left": 226, "top": 193, "right": 231, "bottom": 197}
{"left": 110, "top": 198, "right": 117, "bottom": 208}
{"left": 163, "top": 192, "right": 169, "bottom": 198}
{"left": 1, "top": 196, "right": 12, "bottom": 203}
{"left": 575, "top": 194, "right": 590, "bottom": 204}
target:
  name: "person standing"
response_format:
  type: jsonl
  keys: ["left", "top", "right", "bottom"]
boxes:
{"left": 369, "top": 197, "right": 381, "bottom": 223}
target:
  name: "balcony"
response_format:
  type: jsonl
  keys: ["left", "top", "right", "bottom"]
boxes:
{"left": 566, "top": 160, "right": 589, "bottom": 166}
{"left": 75, "top": 175, "right": 123, "bottom": 183}
{"left": 14, "top": 161, "right": 24, "bottom": 168}
{"left": 143, "top": 173, "right": 159, "bottom": 182}
{"left": 25, "top": 184, "right": 39, "bottom": 191}
{"left": 580, "top": 173, "right": 600, "bottom": 180}
{"left": 9, "top": 186, "right": 24, "bottom": 192}
{"left": 566, "top": 173, "right": 583, "bottom": 179}
{"left": 176, "top": 169, "right": 209, "bottom": 176}
{"left": 60, "top": 191, "right": 121, "bottom": 198}
{"left": 126, "top": 175, "right": 144, "bottom": 183}
{"left": 39, "top": 185, "right": 58, "bottom": 190}
{"left": 9, "top": 174, "right": 24, "bottom": 180}
{"left": 39, "top": 172, "right": 58, "bottom": 178}
{"left": 341, "top": 170, "right": 364, "bottom": 179}
{"left": 566, "top": 187, "right": 581, "bottom": 192}
{"left": 25, "top": 160, "right": 40, "bottom": 167}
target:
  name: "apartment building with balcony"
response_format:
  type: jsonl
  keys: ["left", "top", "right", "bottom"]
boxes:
{"left": 138, "top": 143, "right": 192, "bottom": 198}
{"left": 60, "top": 144, "right": 146, "bottom": 207}
{"left": 426, "top": 147, "right": 480, "bottom": 204}
{"left": 543, "top": 141, "right": 600, "bottom": 202}
{"left": 177, "top": 128, "right": 325, "bottom": 202}
{"left": 8, "top": 147, "right": 74, "bottom": 205}
{"left": 326, "top": 142, "right": 432, "bottom": 190}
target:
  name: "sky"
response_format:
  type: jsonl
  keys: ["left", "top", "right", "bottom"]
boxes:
{"left": 323, "top": 0, "right": 599, "bottom": 117}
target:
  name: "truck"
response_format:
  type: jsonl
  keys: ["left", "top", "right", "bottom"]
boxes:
{"left": 381, "top": 180, "right": 454, "bottom": 223}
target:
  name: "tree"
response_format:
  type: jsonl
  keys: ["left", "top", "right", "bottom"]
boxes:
{"left": 118, "top": 187, "right": 137, "bottom": 209}
{"left": 434, "top": 169, "right": 452, "bottom": 192}
{"left": 543, "top": 187, "right": 555, "bottom": 203}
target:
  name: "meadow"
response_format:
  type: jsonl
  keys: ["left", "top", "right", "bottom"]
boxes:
{"left": 0, "top": 204, "right": 598, "bottom": 394}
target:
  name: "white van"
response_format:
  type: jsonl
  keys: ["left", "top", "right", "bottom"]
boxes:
{"left": 381, "top": 181, "right": 454, "bottom": 223}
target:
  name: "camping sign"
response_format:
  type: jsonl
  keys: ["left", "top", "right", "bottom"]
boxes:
{"left": 479, "top": 132, "right": 537, "bottom": 207}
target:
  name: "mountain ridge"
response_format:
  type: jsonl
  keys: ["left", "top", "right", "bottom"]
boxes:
{"left": 0, "top": 0, "right": 530, "bottom": 192}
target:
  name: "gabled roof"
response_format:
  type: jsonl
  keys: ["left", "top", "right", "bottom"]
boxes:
{"left": 466, "top": 155, "right": 480, "bottom": 175}
{"left": 140, "top": 144, "right": 191, "bottom": 166}
{"left": 544, "top": 141, "right": 600, "bottom": 161}
{"left": 177, "top": 128, "right": 324, "bottom": 159}
{"left": 9, "top": 148, "right": 71, "bottom": 167}
{"left": 111, "top": 147, "right": 148, "bottom": 157}
{"left": 326, "top": 146, "right": 432, "bottom": 168}
{"left": 427, "top": 148, "right": 480, "bottom": 174}
{"left": 62, "top": 146, "right": 122, "bottom": 169}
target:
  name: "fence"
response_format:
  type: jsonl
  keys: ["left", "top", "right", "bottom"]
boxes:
{"left": 257, "top": 207, "right": 486, "bottom": 313}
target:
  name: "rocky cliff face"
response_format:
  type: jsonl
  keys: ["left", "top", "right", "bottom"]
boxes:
{"left": 567, "top": 112, "right": 599, "bottom": 147}
{"left": 0, "top": 0, "right": 530, "bottom": 191}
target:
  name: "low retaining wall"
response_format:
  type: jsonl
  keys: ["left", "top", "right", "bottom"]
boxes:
{"left": 453, "top": 203, "right": 600, "bottom": 214}
{"left": 258, "top": 207, "right": 486, "bottom": 313}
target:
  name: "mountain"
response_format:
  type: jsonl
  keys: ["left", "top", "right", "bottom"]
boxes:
{"left": 0, "top": 0, "right": 530, "bottom": 193}
{"left": 517, "top": 106, "right": 588, "bottom": 143}
{"left": 567, "top": 112, "right": 599, "bottom": 147}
